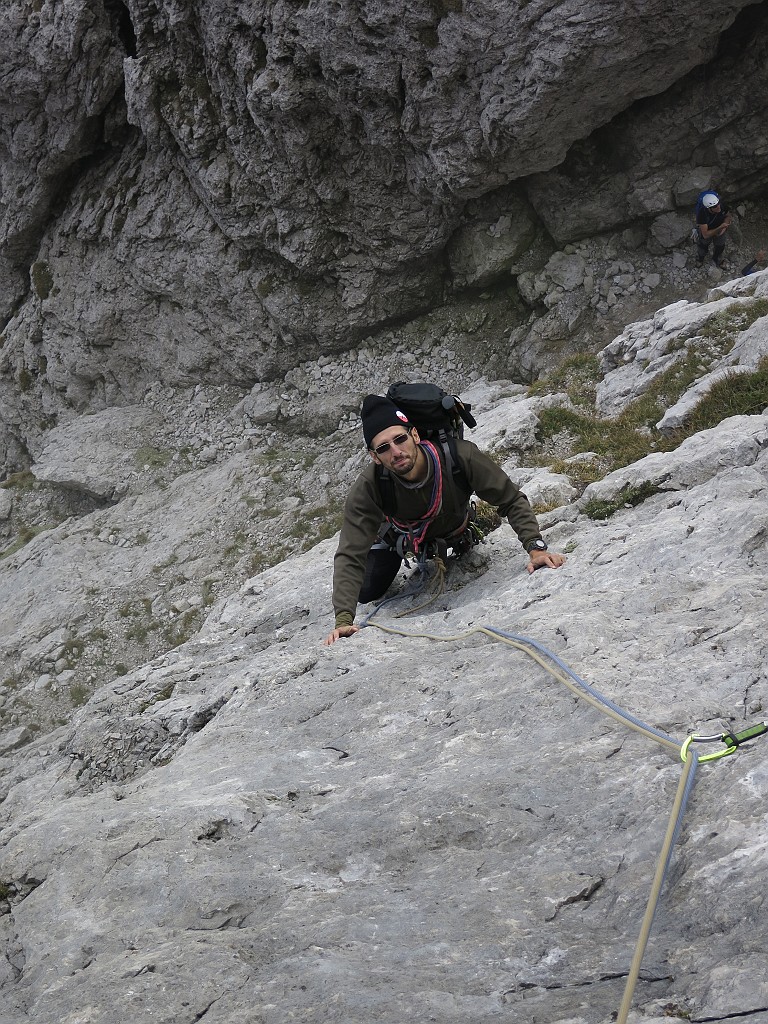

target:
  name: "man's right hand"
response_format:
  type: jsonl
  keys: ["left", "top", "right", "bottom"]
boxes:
{"left": 323, "top": 625, "right": 360, "bottom": 646}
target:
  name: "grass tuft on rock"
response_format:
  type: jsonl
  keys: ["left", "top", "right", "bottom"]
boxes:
{"left": 528, "top": 353, "right": 602, "bottom": 408}
{"left": 675, "top": 356, "right": 768, "bottom": 434}
{"left": 535, "top": 350, "right": 768, "bottom": 483}
{"left": 699, "top": 297, "right": 768, "bottom": 343}
{"left": 582, "top": 482, "right": 664, "bottom": 520}
{"left": 1, "top": 524, "right": 49, "bottom": 559}
{"left": 1, "top": 470, "right": 36, "bottom": 491}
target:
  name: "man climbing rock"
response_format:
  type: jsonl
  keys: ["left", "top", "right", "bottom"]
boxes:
{"left": 324, "top": 394, "right": 566, "bottom": 645}
{"left": 695, "top": 192, "right": 732, "bottom": 269}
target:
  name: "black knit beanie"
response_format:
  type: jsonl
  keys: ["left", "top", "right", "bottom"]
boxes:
{"left": 361, "top": 395, "right": 411, "bottom": 448}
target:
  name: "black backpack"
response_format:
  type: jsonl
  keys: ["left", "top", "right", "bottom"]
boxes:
{"left": 376, "top": 382, "right": 477, "bottom": 516}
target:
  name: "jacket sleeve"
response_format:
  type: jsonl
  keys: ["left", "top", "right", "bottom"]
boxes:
{"left": 332, "top": 471, "right": 385, "bottom": 626}
{"left": 457, "top": 440, "right": 542, "bottom": 551}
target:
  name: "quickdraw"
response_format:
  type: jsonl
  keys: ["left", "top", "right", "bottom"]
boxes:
{"left": 681, "top": 721, "right": 768, "bottom": 764}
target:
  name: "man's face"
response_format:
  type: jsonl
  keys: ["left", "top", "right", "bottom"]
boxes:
{"left": 369, "top": 425, "right": 422, "bottom": 478}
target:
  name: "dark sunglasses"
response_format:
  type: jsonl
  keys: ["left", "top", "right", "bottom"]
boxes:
{"left": 372, "top": 428, "right": 413, "bottom": 455}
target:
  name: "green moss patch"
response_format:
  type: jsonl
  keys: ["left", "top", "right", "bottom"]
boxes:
{"left": 582, "top": 481, "right": 664, "bottom": 521}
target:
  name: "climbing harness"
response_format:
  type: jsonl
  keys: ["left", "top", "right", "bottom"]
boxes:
{"left": 358, "top": 546, "right": 448, "bottom": 622}
{"left": 368, "top": 502, "right": 485, "bottom": 622}
{"left": 355, "top": 599, "right": 768, "bottom": 1022}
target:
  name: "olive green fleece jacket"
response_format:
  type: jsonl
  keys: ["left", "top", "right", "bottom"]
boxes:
{"left": 332, "top": 439, "right": 542, "bottom": 627}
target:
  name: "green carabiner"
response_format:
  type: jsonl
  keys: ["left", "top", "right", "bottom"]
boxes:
{"left": 680, "top": 735, "right": 738, "bottom": 764}
{"left": 681, "top": 721, "right": 768, "bottom": 763}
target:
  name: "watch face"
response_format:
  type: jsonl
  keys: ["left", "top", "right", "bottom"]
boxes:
{"left": 533, "top": 540, "right": 547, "bottom": 550}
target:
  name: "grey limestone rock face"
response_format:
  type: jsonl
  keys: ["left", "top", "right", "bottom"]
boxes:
{"left": 0, "top": 0, "right": 127, "bottom": 313}
{"left": 31, "top": 405, "right": 164, "bottom": 501}
{"left": 0, "top": 278, "right": 768, "bottom": 1021}
{"left": 596, "top": 268, "right": 768, "bottom": 421}
{"left": 4, "top": 8, "right": 768, "bottom": 1018}
{"left": 1, "top": 415, "right": 767, "bottom": 1023}
{"left": 1, "top": 0, "right": 766, "bottom": 459}
{"left": 525, "top": 5, "right": 768, "bottom": 245}
{"left": 447, "top": 188, "right": 540, "bottom": 288}
{"left": 122, "top": 0, "right": 751, "bottom": 271}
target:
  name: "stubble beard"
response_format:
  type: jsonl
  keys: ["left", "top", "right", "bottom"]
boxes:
{"left": 388, "top": 443, "right": 424, "bottom": 481}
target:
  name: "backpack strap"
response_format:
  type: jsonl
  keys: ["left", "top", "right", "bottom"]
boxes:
{"left": 376, "top": 464, "right": 397, "bottom": 517}
{"left": 437, "top": 431, "right": 470, "bottom": 515}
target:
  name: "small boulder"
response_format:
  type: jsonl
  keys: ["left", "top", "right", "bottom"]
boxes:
{"left": 650, "top": 212, "right": 693, "bottom": 249}
{"left": 544, "top": 252, "right": 587, "bottom": 291}
{"left": 0, "top": 726, "right": 31, "bottom": 756}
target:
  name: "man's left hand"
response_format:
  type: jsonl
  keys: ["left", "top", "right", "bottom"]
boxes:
{"left": 526, "top": 550, "right": 567, "bottom": 574}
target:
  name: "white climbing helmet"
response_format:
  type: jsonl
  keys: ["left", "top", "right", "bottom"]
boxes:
{"left": 702, "top": 193, "right": 720, "bottom": 209}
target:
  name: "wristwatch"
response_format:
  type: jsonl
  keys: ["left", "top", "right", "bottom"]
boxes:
{"left": 527, "top": 538, "right": 548, "bottom": 553}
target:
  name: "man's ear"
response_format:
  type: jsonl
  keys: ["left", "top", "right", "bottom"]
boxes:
{"left": 411, "top": 427, "right": 420, "bottom": 443}
{"left": 368, "top": 449, "right": 381, "bottom": 465}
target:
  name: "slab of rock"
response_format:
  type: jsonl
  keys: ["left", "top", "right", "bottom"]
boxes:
{"left": 469, "top": 391, "right": 569, "bottom": 456}
{"left": 649, "top": 211, "right": 693, "bottom": 248}
{"left": 673, "top": 166, "right": 720, "bottom": 205}
{"left": 448, "top": 190, "right": 539, "bottom": 288}
{"left": 579, "top": 413, "right": 768, "bottom": 502}
{"left": 507, "top": 469, "right": 579, "bottom": 509}
{"left": 31, "top": 406, "right": 164, "bottom": 500}
{"left": 0, "top": 726, "right": 30, "bottom": 755}
{"left": 657, "top": 365, "right": 758, "bottom": 434}
{"left": 1, "top": 434, "right": 767, "bottom": 1023}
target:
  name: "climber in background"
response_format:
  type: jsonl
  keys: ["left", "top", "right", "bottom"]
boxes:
{"left": 694, "top": 191, "right": 732, "bottom": 269}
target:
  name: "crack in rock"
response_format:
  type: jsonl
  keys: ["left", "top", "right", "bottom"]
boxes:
{"left": 545, "top": 876, "right": 606, "bottom": 921}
